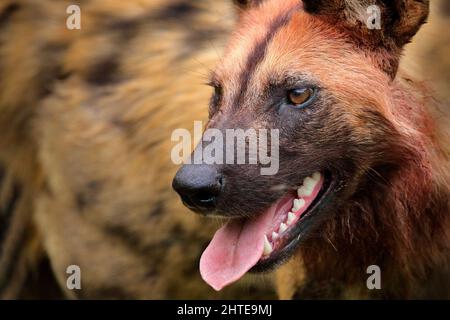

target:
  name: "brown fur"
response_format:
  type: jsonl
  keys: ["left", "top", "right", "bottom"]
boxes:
{"left": 279, "top": 1, "right": 450, "bottom": 298}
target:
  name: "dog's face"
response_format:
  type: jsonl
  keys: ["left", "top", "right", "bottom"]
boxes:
{"left": 173, "top": 0, "right": 429, "bottom": 291}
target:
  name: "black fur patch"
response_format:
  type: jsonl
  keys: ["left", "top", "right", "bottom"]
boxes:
{"left": 154, "top": 1, "right": 198, "bottom": 22}
{"left": 39, "top": 42, "right": 70, "bottom": 97}
{"left": 232, "top": 0, "right": 262, "bottom": 9}
{"left": 0, "top": 3, "right": 20, "bottom": 27}
{"left": 0, "top": 182, "right": 21, "bottom": 253}
{"left": 104, "top": 225, "right": 141, "bottom": 250}
{"left": 18, "top": 256, "right": 64, "bottom": 299}
{"left": 85, "top": 57, "right": 120, "bottom": 86}
{"left": 149, "top": 199, "right": 165, "bottom": 217}
{"left": 109, "top": 19, "right": 140, "bottom": 41}
{"left": 75, "top": 180, "right": 103, "bottom": 211}
{"left": 0, "top": 166, "right": 4, "bottom": 188}
{"left": 0, "top": 215, "right": 26, "bottom": 296}
{"left": 78, "top": 285, "right": 131, "bottom": 299}
{"left": 292, "top": 279, "right": 343, "bottom": 299}
{"left": 104, "top": 223, "right": 178, "bottom": 255}
{"left": 233, "top": 5, "right": 300, "bottom": 108}
{"left": 302, "top": 0, "right": 329, "bottom": 14}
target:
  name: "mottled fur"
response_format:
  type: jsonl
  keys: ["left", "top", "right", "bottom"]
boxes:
{"left": 0, "top": 0, "right": 274, "bottom": 299}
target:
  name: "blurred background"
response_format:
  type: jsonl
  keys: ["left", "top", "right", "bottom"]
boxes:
{"left": 402, "top": 0, "right": 450, "bottom": 103}
{"left": 0, "top": 0, "right": 448, "bottom": 299}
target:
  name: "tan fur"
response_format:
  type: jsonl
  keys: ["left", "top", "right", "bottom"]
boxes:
{"left": 0, "top": 0, "right": 274, "bottom": 299}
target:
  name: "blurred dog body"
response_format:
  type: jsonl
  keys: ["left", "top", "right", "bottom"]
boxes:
{"left": 0, "top": 0, "right": 275, "bottom": 299}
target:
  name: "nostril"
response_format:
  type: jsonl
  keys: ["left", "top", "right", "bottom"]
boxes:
{"left": 192, "top": 177, "right": 223, "bottom": 207}
{"left": 196, "top": 191, "right": 217, "bottom": 204}
{"left": 218, "top": 175, "right": 224, "bottom": 189}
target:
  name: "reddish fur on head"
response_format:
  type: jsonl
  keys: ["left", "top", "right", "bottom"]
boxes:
{"left": 297, "top": 81, "right": 450, "bottom": 297}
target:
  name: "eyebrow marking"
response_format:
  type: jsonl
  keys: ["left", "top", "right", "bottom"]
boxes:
{"left": 232, "top": 4, "right": 300, "bottom": 109}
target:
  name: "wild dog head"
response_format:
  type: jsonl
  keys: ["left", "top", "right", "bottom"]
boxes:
{"left": 172, "top": 0, "right": 430, "bottom": 291}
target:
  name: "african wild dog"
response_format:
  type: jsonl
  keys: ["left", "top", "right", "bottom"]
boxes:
{"left": 0, "top": 0, "right": 447, "bottom": 299}
{"left": 173, "top": 0, "right": 450, "bottom": 298}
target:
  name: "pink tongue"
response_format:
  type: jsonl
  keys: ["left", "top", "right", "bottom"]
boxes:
{"left": 200, "top": 206, "right": 276, "bottom": 291}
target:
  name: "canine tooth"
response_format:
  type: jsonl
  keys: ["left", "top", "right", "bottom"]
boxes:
{"left": 272, "top": 232, "right": 279, "bottom": 240}
{"left": 287, "top": 212, "right": 296, "bottom": 225}
{"left": 263, "top": 235, "right": 273, "bottom": 256}
{"left": 312, "top": 172, "right": 321, "bottom": 182}
{"left": 292, "top": 198, "right": 305, "bottom": 212}
{"left": 279, "top": 223, "right": 288, "bottom": 233}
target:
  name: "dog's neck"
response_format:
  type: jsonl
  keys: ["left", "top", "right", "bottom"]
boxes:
{"left": 292, "top": 80, "right": 450, "bottom": 299}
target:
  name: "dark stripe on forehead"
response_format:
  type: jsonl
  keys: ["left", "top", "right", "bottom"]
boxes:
{"left": 233, "top": 5, "right": 300, "bottom": 108}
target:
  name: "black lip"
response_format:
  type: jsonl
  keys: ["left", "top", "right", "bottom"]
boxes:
{"left": 250, "top": 172, "right": 336, "bottom": 273}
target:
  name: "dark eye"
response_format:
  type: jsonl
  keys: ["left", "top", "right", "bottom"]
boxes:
{"left": 287, "top": 88, "right": 315, "bottom": 107}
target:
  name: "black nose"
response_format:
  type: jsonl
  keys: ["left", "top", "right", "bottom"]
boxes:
{"left": 172, "top": 164, "right": 223, "bottom": 213}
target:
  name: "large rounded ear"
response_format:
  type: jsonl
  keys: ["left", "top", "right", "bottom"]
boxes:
{"left": 302, "top": 0, "right": 430, "bottom": 78}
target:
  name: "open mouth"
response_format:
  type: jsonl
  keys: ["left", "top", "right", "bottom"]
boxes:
{"left": 200, "top": 171, "right": 334, "bottom": 291}
{"left": 253, "top": 171, "right": 333, "bottom": 271}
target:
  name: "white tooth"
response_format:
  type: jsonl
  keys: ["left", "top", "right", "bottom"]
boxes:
{"left": 297, "top": 186, "right": 308, "bottom": 197}
{"left": 292, "top": 199, "right": 300, "bottom": 212}
{"left": 292, "top": 198, "right": 305, "bottom": 212}
{"left": 312, "top": 172, "right": 322, "bottom": 182}
{"left": 263, "top": 235, "right": 273, "bottom": 256}
{"left": 304, "top": 177, "right": 317, "bottom": 190}
{"left": 299, "top": 177, "right": 316, "bottom": 196}
{"left": 299, "top": 198, "right": 306, "bottom": 208}
{"left": 279, "top": 223, "right": 288, "bottom": 233}
{"left": 297, "top": 186, "right": 312, "bottom": 198}
{"left": 287, "top": 212, "right": 296, "bottom": 225}
{"left": 272, "top": 232, "right": 279, "bottom": 240}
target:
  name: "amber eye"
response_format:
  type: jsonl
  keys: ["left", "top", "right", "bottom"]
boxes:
{"left": 287, "top": 88, "right": 315, "bottom": 107}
